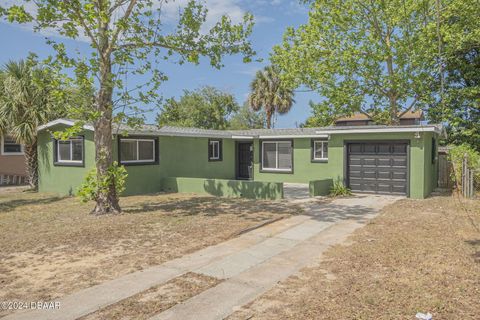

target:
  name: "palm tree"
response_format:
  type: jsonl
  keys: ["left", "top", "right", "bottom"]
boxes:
{"left": 0, "top": 60, "right": 65, "bottom": 190}
{"left": 248, "top": 66, "right": 295, "bottom": 129}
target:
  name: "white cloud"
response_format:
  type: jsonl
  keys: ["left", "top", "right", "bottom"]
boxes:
{"left": 2, "top": 0, "right": 273, "bottom": 40}
{"left": 161, "top": 0, "right": 270, "bottom": 31}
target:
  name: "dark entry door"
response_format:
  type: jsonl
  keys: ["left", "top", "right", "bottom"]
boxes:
{"left": 347, "top": 142, "right": 408, "bottom": 195}
{"left": 237, "top": 142, "right": 253, "bottom": 180}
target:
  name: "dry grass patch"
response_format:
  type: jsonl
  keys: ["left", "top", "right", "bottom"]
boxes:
{"left": 229, "top": 195, "right": 480, "bottom": 320}
{"left": 0, "top": 191, "right": 298, "bottom": 317}
{"left": 80, "top": 272, "right": 221, "bottom": 320}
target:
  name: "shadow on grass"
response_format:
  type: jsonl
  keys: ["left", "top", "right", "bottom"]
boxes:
{"left": 0, "top": 196, "right": 66, "bottom": 213}
{"left": 465, "top": 239, "right": 480, "bottom": 263}
{"left": 122, "top": 195, "right": 298, "bottom": 222}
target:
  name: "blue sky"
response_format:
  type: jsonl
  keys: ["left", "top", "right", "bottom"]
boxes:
{"left": 0, "top": 0, "right": 317, "bottom": 128}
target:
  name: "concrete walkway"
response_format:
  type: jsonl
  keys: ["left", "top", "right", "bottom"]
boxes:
{"left": 4, "top": 188, "right": 399, "bottom": 320}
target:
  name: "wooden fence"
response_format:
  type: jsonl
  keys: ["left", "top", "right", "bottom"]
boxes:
{"left": 0, "top": 174, "right": 27, "bottom": 186}
{"left": 461, "top": 155, "right": 477, "bottom": 198}
{"left": 437, "top": 153, "right": 453, "bottom": 189}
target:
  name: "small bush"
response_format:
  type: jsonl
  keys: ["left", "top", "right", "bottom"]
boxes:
{"left": 77, "top": 161, "right": 128, "bottom": 203}
{"left": 330, "top": 180, "right": 352, "bottom": 197}
{"left": 448, "top": 144, "right": 480, "bottom": 187}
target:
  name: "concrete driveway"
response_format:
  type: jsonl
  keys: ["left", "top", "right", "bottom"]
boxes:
{"left": 5, "top": 186, "right": 400, "bottom": 320}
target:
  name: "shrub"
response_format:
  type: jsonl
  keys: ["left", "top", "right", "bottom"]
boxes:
{"left": 448, "top": 144, "right": 480, "bottom": 187}
{"left": 77, "top": 161, "right": 128, "bottom": 203}
{"left": 330, "top": 180, "right": 352, "bottom": 197}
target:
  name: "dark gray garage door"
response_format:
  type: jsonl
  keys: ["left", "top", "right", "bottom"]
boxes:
{"left": 347, "top": 142, "right": 408, "bottom": 195}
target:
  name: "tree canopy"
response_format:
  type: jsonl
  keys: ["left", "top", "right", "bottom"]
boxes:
{"left": 228, "top": 103, "right": 265, "bottom": 130}
{"left": 272, "top": 0, "right": 435, "bottom": 125}
{"left": 157, "top": 87, "right": 266, "bottom": 130}
{"left": 157, "top": 86, "right": 240, "bottom": 130}
{"left": 248, "top": 65, "right": 295, "bottom": 129}
{"left": 0, "top": 0, "right": 256, "bottom": 213}
{"left": 427, "top": 0, "right": 480, "bottom": 149}
{"left": 0, "top": 58, "right": 70, "bottom": 189}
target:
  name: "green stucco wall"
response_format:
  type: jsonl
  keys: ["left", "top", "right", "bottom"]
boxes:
{"left": 38, "top": 127, "right": 439, "bottom": 199}
{"left": 38, "top": 132, "right": 237, "bottom": 196}
{"left": 157, "top": 136, "right": 235, "bottom": 180}
{"left": 309, "top": 179, "right": 333, "bottom": 197}
{"left": 38, "top": 124, "right": 95, "bottom": 196}
{"left": 253, "top": 132, "right": 439, "bottom": 199}
{"left": 161, "top": 177, "right": 283, "bottom": 200}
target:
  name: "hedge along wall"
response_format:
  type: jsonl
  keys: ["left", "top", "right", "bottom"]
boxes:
{"left": 309, "top": 179, "right": 333, "bottom": 197}
{"left": 161, "top": 177, "right": 284, "bottom": 200}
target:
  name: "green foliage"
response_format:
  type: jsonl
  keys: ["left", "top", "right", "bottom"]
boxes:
{"left": 77, "top": 162, "right": 128, "bottom": 204}
{"left": 156, "top": 86, "right": 240, "bottom": 130}
{"left": 329, "top": 180, "right": 352, "bottom": 197}
{"left": 1, "top": 0, "right": 255, "bottom": 212}
{"left": 0, "top": 0, "right": 256, "bottom": 129}
{"left": 426, "top": 0, "right": 480, "bottom": 150}
{"left": 228, "top": 103, "right": 265, "bottom": 130}
{"left": 0, "top": 58, "right": 76, "bottom": 189}
{"left": 272, "top": 0, "right": 435, "bottom": 125}
{"left": 0, "top": 58, "right": 69, "bottom": 144}
{"left": 448, "top": 144, "right": 480, "bottom": 187}
{"left": 302, "top": 101, "right": 337, "bottom": 127}
{"left": 248, "top": 65, "right": 295, "bottom": 128}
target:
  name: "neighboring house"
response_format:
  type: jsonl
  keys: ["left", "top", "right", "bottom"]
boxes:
{"left": 335, "top": 110, "right": 424, "bottom": 126}
{"left": 37, "top": 119, "right": 443, "bottom": 199}
{"left": 0, "top": 134, "right": 27, "bottom": 184}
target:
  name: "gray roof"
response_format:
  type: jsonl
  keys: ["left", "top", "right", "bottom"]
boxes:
{"left": 39, "top": 119, "right": 444, "bottom": 138}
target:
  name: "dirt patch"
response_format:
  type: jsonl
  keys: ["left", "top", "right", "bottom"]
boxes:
{"left": 0, "top": 191, "right": 299, "bottom": 317}
{"left": 80, "top": 272, "right": 221, "bottom": 320}
{"left": 229, "top": 195, "right": 480, "bottom": 320}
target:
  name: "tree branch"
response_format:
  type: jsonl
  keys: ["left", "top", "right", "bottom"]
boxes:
{"left": 109, "top": 0, "right": 131, "bottom": 14}
{"left": 115, "top": 41, "right": 197, "bottom": 54}
{"left": 398, "top": 97, "right": 419, "bottom": 117}
{"left": 107, "top": 0, "right": 138, "bottom": 55}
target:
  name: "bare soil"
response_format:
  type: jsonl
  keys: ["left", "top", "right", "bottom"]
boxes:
{"left": 229, "top": 195, "right": 480, "bottom": 320}
{"left": 0, "top": 191, "right": 298, "bottom": 317}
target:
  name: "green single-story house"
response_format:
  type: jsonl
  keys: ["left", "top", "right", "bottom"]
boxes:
{"left": 37, "top": 119, "right": 444, "bottom": 200}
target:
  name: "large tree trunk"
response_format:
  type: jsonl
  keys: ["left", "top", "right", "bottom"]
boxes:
{"left": 24, "top": 140, "right": 38, "bottom": 190}
{"left": 92, "top": 11, "right": 121, "bottom": 215}
{"left": 92, "top": 114, "right": 120, "bottom": 214}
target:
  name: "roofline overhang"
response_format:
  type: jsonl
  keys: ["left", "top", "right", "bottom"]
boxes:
{"left": 316, "top": 126, "right": 443, "bottom": 135}
{"left": 258, "top": 134, "right": 328, "bottom": 139}
{"left": 37, "top": 119, "right": 94, "bottom": 132}
{"left": 158, "top": 132, "right": 229, "bottom": 139}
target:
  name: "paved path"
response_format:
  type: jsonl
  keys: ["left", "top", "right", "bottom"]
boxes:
{"left": 4, "top": 186, "right": 399, "bottom": 320}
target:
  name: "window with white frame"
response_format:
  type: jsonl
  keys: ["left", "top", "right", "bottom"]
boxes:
{"left": 119, "top": 138, "right": 156, "bottom": 164}
{"left": 56, "top": 137, "right": 83, "bottom": 163}
{"left": 313, "top": 140, "right": 328, "bottom": 161}
{"left": 208, "top": 140, "right": 221, "bottom": 161}
{"left": 261, "top": 141, "right": 292, "bottom": 172}
{"left": 1, "top": 135, "right": 23, "bottom": 155}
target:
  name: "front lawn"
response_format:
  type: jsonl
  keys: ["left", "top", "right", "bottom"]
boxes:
{"left": 229, "top": 195, "right": 480, "bottom": 320}
{"left": 0, "top": 190, "right": 297, "bottom": 317}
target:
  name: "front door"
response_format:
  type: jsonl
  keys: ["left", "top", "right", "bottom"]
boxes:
{"left": 237, "top": 142, "right": 253, "bottom": 180}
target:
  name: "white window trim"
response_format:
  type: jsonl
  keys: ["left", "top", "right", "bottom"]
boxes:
{"left": 313, "top": 140, "right": 328, "bottom": 160}
{"left": 57, "top": 138, "right": 83, "bottom": 163}
{"left": 120, "top": 138, "right": 156, "bottom": 164}
{"left": 209, "top": 140, "right": 220, "bottom": 160}
{"left": 261, "top": 141, "right": 293, "bottom": 172}
{"left": 1, "top": 135, "right": 24, "bottom": 156}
